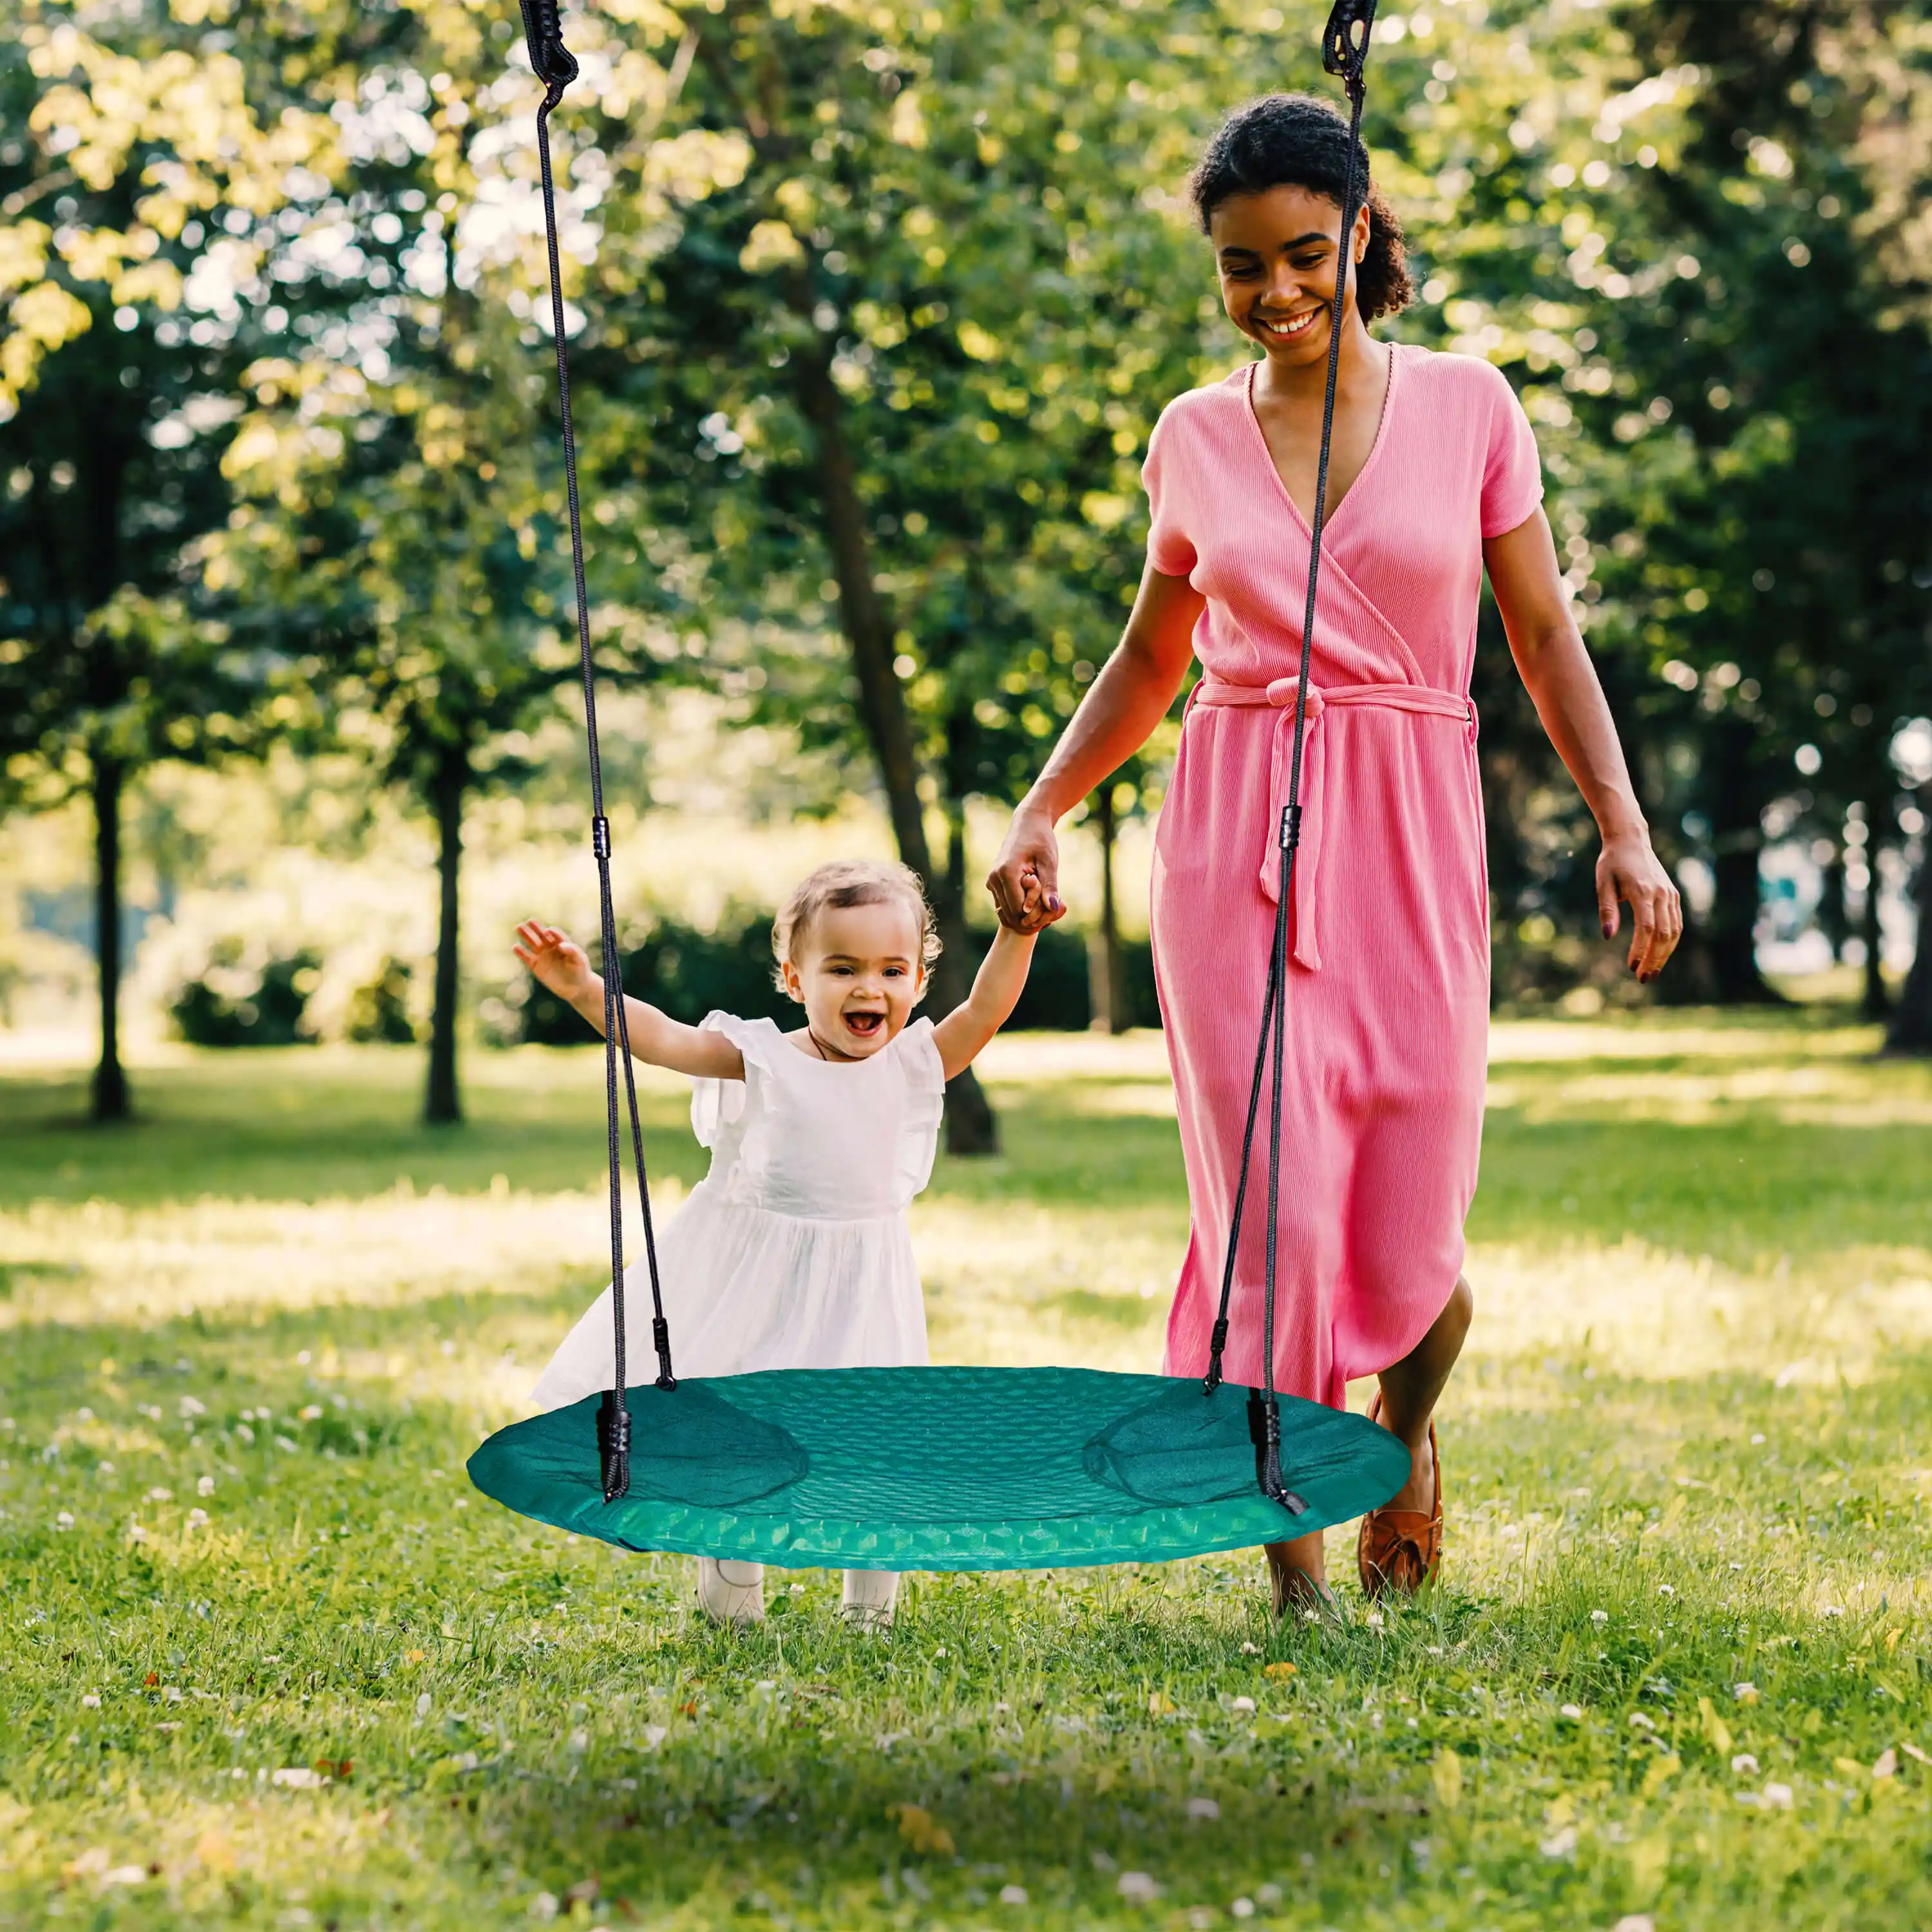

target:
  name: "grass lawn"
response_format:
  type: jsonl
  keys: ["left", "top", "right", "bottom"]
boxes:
{"left": 3, "top": 1014, "right": 1930, "bottom": 1930}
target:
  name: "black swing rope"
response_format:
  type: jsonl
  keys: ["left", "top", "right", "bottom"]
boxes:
{"left": 515, "top": 0, "right": 1375, "bottom": 1515}
{"left": 518, "top": 0, "right": 674, "bottom": 1504}
{"left": 1200, "top": 0, "right": 1378, "bottom": 1519}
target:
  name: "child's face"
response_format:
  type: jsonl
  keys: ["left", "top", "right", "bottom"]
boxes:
{"left": 781, "top": 900, "right": 927, "bottom": 1059}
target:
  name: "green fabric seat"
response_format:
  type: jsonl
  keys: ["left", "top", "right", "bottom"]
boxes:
{"left": 468, "top": 1365, "right": 1410, "bottom": 1570}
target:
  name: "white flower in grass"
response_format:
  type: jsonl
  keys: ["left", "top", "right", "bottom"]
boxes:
{"left": 197, "top": 1476, "right": 216, "bottom": 1497}
{"left": 271, "top": 1767, "right": 327, "bottom": 1788}
{"left": 1763, "top": 1781, "right": 1794, "bottom": 1809}
{"left": 1733, "top": 1683, "right": 1759, "bottom": 1705}
{"left": 1231, "top": 1900, "right": 1256, "bottom": 1920}
{"left": 236, "top": 1426, "right": 255, "bottom": 1445}
{"left": 1590, "top": 1609, "right": 1609, "bottom": 1624}
{"left": 187, "top": 1508, "right": 209, "bottom": 1528}
{"left": 1656, "top": 1584, "right": 1676, "bottom": 1598}
{"left": 1823, "top": 1605, "right": 1844, "bottom": 1618}
{"left": 1732, "top": 1753, "right": 1759, "bottom": 1775}
{"left": 415, "top": 1692, "right": 432, "bottom": 1718}
{"left": 1539, "top": 1824, "right": 1578, "bottom": 1859}
{"left": 1365, "top": 1609, "right": 1385, "bottom": 1628}
{"left": 300, "top": 1405, "right": 323, "bottom": 1421}
{"left": 274, "top": 1435, "right": 298, "bottom": 1453}
{"left": 1559, "top": 1703, "right": 1584, "bottom": 1721}
{"left": 100, "top": 1866, "right": 147, "bottom": 1888}
{"left": 146, "top": 1488, "right": 171, "bottom": 1502}
{"left": 529, "top": 1893, "right": 560, "bottom": 1921}
{"left": 81, "top": 1694, "right": 100, "bottom": 1709}
{"left": 641, "top": 1725, "right": 667, "bottom": 1749}
{"left": 1116, "top": 1871, "right": 1160, "bottom": 1902}
{"left": 1750, "top": 1433, "right": 1766, "bottom": 1444}
{"left": 1628, "top": 1712, "right": 1656, "bottom": 1731}
{"left": 178, "top": 1396, "right": 205, "bottom": 1419}
{"left": 1230, "top": 1696, "right": 1256, "bottom": 1714}
{"left": 1185, "top": 1796, "right": 1219, "bottom": 1821}
{"left": 55, "top": 1511, "right": 74, "bottom": 1530}
{"left": 1239, "top": 1642, "right": 1260, "bottom": 1655}
{"left": 999, "top": 1885, "right": 1028, "bottom": 1905}
{"left": 96, "top": 1462, "right": 114, "bottom": 1476}
{"left": 568, "top": 1728, "right": 588, "bottom": 1752}
{"left": 1613, "top": 1917, "right": 1656, "bottom": 1932}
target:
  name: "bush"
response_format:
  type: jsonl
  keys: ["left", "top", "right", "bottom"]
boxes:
{"left": 169, "top": 942, "right": 321, "bottom": 1047}
{"left": 345, "top": 958, "right": 419, "bottom": 1044}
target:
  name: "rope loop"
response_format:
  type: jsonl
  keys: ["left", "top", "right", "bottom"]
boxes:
{"left": 1322, "top": 0, "right": 1379, "bottom": 100}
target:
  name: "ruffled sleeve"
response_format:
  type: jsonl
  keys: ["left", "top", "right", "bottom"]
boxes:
{"left": 891, "top": 1016, "right": 947, "bottom": 1202}
{"left": 688, "top": 1011, "right": 775, "bottom": 1149}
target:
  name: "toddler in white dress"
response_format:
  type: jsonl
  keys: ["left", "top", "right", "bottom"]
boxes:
{"left": 514, "top": 858, "right": 1037, "bottom": 1629}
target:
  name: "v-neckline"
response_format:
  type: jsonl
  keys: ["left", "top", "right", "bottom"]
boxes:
{"left": 1242, "top": 342, "right": 1398, "bottom": 542}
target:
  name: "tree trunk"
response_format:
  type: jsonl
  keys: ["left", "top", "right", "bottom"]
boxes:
{"left": 1859, "top": 813, "right": 1888, "bottom": 1020}
{"left": 793, "top": 346, "right": 996, "bottom": 1153}
{"left": 1887, "top": 802, "right": 1932, "bottom": 1054}
{"left": 1690, "top": 717, "right": 1782, "bottom": 1003}
{"left": 90, "top": 749, "right": 129, "bottom": 1123}
{"left": 424, "top": 747, "right": 468, "bottom": 1126}
{"left": 1088, "top": 788, "right": 1127, "bottom": 1034}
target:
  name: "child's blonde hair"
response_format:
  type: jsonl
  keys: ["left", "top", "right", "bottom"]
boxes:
{"left": 771, "top": 860, "right": 942, "bottom": 988}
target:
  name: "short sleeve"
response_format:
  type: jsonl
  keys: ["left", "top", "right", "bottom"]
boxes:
{"left": 688, "top": 1011, "right": 772, "bottom": 1149}
{"left": 1480, "top": 369, "right": 1544, "bottom": 540}
{"left": 1141, "top": 406, "right": 1199, "bottom": 578}
{"left": 891, "top": 1016, "right": 946, "bottom": 1202}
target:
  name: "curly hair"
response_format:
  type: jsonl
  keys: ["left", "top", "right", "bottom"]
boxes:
{"left": 1188, "top": 93, "right": 1413, "bottom": 322}
{"left": 771, "top": 859, "right": 941, "bottom": 989}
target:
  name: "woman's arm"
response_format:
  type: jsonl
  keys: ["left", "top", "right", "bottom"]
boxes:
{"left": 930, "top": 925, "right": 1038, "bottom": 1080}
{"left": 1482, "top": 512, "right": 1683, "bottom": 981}
{"left": 513, "top": 922, "right": 746, "bottom": 1079}
{"left": 987, "top": 562, "right": 1204, "bottom": 932}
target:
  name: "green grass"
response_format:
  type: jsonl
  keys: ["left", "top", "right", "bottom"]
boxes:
{"left": 3, "top": 1018, "right": 1930, "bottom": 1930}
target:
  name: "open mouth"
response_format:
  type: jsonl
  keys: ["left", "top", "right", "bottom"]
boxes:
{"left": 842, "top": 1010, "right": 886, "bottom": 1039}
{"left": 1256, "top": 307, "right": 1321, "bottom": 340}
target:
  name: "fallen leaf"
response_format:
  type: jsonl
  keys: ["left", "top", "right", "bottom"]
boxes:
{"left": 890, "top": 1805, "right": 954, "bottom": 1857}
{"left": 1263, "top": 1662, "right": 1296, "bottom": 1682}
{"left": 1872, "top": 1749, "right": 1898, "bottom": 1779}
{"left": 1147, "top": 1690, "right": 1175, "bottom": 1716}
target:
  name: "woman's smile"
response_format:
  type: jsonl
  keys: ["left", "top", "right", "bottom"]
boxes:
{"left": 1255, "top": 307, "right": 1321, "bottom": 339}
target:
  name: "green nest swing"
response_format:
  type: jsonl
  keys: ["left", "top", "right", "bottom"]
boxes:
{"left": 469, "top": 0, "right": 1408, "bottom": 1572}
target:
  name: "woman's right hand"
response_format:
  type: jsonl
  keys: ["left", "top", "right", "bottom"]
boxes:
{"left": 513, "top": 921, "right": 596, "bottom": 1003}
{"left": 987, "top": 805, "right": 1067, "bottom": 933}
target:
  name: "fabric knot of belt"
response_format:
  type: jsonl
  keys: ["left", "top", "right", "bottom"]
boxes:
{"left": 1190, "top": 675, "right": 1477, "bottom": 971}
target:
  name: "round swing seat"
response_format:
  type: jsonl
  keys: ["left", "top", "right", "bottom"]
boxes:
{"left": 468, "top": 1365, "right": 1410, "bottom": 1571}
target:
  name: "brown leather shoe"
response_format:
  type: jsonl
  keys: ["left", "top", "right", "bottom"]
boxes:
{"left": 1356, "top": 1393, "right": 1443, "bottom": 1598}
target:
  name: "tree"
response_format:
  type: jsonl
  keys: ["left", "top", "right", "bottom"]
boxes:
{"left": 0, "top": 3, "right": 337, "bottom": 1117}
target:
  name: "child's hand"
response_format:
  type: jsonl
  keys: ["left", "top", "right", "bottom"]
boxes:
{"left": 514, "top": 922, "right": 595, "bottom": 1003}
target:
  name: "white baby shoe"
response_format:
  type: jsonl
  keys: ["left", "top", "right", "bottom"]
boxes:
{"left": 696, "top": 1557, "right": 766, "bottom": 1626}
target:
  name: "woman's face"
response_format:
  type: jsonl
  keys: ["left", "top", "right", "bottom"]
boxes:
{"left": 1208, "top": 184, "right": 1372, "bottom": 368}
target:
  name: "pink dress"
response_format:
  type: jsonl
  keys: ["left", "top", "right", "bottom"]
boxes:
{"left": 1145, "top": 344, "right": 1544, "bottom": 1412}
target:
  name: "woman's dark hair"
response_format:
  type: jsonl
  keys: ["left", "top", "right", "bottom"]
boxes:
{"left": 1188, "top": 93, "right": 1413, "bottom": 321}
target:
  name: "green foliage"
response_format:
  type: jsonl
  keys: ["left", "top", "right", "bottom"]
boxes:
{"left": 168, "top": 941, "right": 321, "bottom": 1047}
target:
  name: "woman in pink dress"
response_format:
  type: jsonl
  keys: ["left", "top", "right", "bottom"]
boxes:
{"left": 989, "top": 95, "right": 1681, "bottom": 1613}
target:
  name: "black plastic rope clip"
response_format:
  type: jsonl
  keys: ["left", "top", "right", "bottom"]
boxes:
{"left": 591, "top": 813, "right": 611, "bottom": 860}
{"left": 1322, "top": 0, "right": 1379, "bottom": 99}
{"left": 650, "top": 1316, "right": 677, "bottom": 1391}
{"left": 597, "top": 1387, "right": 631, "bottom": 1501}
{"left": 517, "top": 0, "right": 580, "bottom": 97}
{"left": 1202, "top": 1317, "right": 1232, "bottom": 1394}
{"left": 1248, "top": 1392, "right": 1309, "bottom": 1516}
{"left": 1280, "top": 803, "right": 1302, "bottom": 852}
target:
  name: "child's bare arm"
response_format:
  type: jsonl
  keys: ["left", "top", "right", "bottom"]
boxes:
{"left": 931, "top": 925, "right": 1037, "bottom": 1080}
{"left": 513, "top": 922, "right": 744, "bottom": 1080}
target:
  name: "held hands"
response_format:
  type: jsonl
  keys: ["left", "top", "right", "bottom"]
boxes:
{"left": 1597, "top": 833, "right": 1683, "bottom": 982}
{"left": 513, "top": 921, "right": 596, "bottom": 1004}
{"left": 987, "top": 807, "right": 1068, "bottom": 934}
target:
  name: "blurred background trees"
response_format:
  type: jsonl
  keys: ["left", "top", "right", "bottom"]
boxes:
{"left": 5, "top": 0, "right": 1929, "bottom": 1127}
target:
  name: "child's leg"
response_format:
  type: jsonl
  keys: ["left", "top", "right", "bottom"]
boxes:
{"left": 840, "top": 1567, "right": 898, "bottom": 1629}
{"left": 696, "top": 1557, "right": 765, "bottom": 1625}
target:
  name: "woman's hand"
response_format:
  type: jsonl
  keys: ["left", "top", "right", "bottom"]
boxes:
{"left": 514, "top": 921, "right": 596, "bottom": 1003}
{"left": 1596, "top": 833, "right": 1683, "bottom": 982}
{"left": 987, "top": 806, "right": 1066, "bottom": 933}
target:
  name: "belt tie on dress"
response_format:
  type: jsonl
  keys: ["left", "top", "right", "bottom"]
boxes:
{"left": 1190, "top": 676, "right": 1475, "bottom": 972}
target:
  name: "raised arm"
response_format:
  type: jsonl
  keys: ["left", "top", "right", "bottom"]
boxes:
{"left": 512, "top": 922, "right": 746, "bottom": 1079}
{"left": 931, "top": 925, "right": 1038, "bottom": 1080}
{"left": 987, "top": 562, "right": 1204, "bottom": 933}
{"left": 1482, "top": 511, "right": 1682, "bottom": 981}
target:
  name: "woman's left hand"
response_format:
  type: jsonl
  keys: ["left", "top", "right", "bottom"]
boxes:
{"left": 1596, "top": 831, "right": 1683, "bottom": 982}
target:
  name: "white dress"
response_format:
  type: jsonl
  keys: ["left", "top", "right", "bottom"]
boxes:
{"left": 531, "top": 1010, "right": 942, "bottom": 1408}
